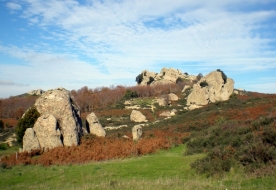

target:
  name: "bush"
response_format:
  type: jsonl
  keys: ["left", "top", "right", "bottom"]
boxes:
{"left": 15, "top": 106, "right": 40, "bottom": 144}
{"left": 200, "top": 81, "right": 208, "bottom": 88}
{"left": 124, "top": 89, "right": 138, "bottom": 100}
{"left": 0, "top": 143, "right": 9, "bottom": 150}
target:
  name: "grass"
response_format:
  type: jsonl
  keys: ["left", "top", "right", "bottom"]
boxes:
{"left": 0, "top": 145, "right": 19, "bottom": 157}
{"left": 1, "top": 144, "right": 275, "bottom": 190}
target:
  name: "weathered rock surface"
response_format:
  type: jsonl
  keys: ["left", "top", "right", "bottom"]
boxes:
{"left": 33, "top": 114, "right": 63, "bottom": 151}
{"left": 28, "top": 89, "right": 45, "bottom": 96}
{"left": 187, "top": 70, "right": 234, "bottom": 109}
{"left": 34, "top": 88, "right": 82, "bottom": 146}
{"left": 136, "top": 68, "right": 196, "bottom": 86}
{"left": 132, "top": 125, "right": 143, "bottom": 141}
{"left": 23, "top": 128, "right": 40, "bottom": 152}
{"left": 182, "top": 85, "right": 191, "bottom": 92}
{"left": 130, "top": 110, "right": 148, "bottom": 123}
{"left": 168, "top": 93, "right": 179, "bottom": 101}
{"left": 86, "top": 112, "right": 106, "bottom": 137}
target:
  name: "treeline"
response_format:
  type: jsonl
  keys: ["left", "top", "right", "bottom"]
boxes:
{"left": 0, "top": 81, "right": 190, "bottom": 120}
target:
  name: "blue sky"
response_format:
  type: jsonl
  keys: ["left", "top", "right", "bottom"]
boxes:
{"left": 0, "top": 0, "right": 276, "bottom": 98}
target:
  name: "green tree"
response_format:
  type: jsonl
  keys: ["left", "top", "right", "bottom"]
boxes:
{"left": 124, "top": 89, "right": 138, "bottom": 100}
{"left": 0, "top": 120, "right": 4, "bottom": 133}
{"left": 15, "top": 106, "right": 40, "bottom": 144}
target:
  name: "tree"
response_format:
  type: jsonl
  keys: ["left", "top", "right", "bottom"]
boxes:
{"left": 15, "top": 106, "right": 40, "bottom": 144}
{"left": 0, "top": 120, "right": 4, "bottom": 133}
{"left": 136, "top": 73, "right": 143, "bottom": 84}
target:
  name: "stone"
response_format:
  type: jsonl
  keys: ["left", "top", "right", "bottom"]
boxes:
{"left": 187, "top": 70, "right": 234, "bottom": 109}
{"left": 86, "top": 112, "right": 106, "bottom": 137}
{"left": 23, "top": 128, "right": 40, "bottom": 152}
{"left": 28, "top": 89, "right": 45, "bottom": 96}
{"left": 33, "top": 114, "right": 63, "bottom": 151}
{"left": 157, "top": 97, "right": 168, "bottom": 106}
{"left": 34, "top": 88, "right": 82, "bottom": 146}
{"left": 182, "top": 85, "right": 191, "bottom": 92}
{"left": 130, "top": 110, "right": 148, "bottom": 122}
{"left": 122, "top": 135, "right": 130, "bottom": 139}
{"left": 159, "top": 111, "right": 171, "bottom": 117}
{"left": 168, "top": 93, "right": 179, "bottom": 101}
{"left": 132, "top": 125, "right": 143, "bottom": 141}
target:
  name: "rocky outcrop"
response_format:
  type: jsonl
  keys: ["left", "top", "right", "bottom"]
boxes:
{"left": 23, "top": 128, "right": 40, "bottom": 152}
{"left": 130, "top": 110, "right": 148, "bottom": 123}
{"left": 132, "top": 125, "right": 143, "bottom": 141}
{"left": 86, "top": 112, "right": 106, "bottom": 137}
{"left": 33, "top": 114, "right": 63, "bottom": 151}
{"left": 136, "top": 68, "right": 196, "bottom": 86}
{"left": 28, "top": 89, "right": 45, "bottom": 96}
{"left": 34, "top": 88, "right": 82, "bottom": 146}
{"left": 187, "top": 70, "right": 234, "bottom": 109}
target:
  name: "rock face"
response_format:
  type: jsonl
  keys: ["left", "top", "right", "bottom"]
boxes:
{"left": 130, "top": 110, "right": 148, "bottom": 123}
{"left": 33, "top": 114, "right": 63, "bottom": 151}
{"left": 187, "top": 70, "right": 234, "bottom": 109}
{"left": 86, "top": 112, "right": 106, "bottom": 137}
{"left": 136, "top": 68, "right": 196, "bottom": 86}
{"left": 132, "top": 125, "right": 143, "bottom": 141}
{"left": 34, "top": 88, "right": 82, "bottom": 146}
{"left": 23, "top": 128, "right": 40, "bottom": 152}
{"left": 28, "top": 89, "right": 45, "bottom": 96}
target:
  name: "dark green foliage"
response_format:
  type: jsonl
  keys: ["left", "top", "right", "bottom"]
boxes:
{"left": 124, "top": 89, "right": 138, "bottom": 100}
{"left": 200, "top": 81, "right": 208, "bottom": 88}
{"left": 15, "top": 106, "right": 40, "bottom": 144}
{"left": 0, "top": 120, "right": 3, "bottom": 133}
{"left": 136, "top": 73, "right": 143, "bottom": 84}
{"left": 217, "top": 69, "right": 227, "bottom": 84}
{"left": 187, "top": 117, "right": 276, "bottom": 176}
{"left": 0, "top": 143, "right": 9, "bottom": 150}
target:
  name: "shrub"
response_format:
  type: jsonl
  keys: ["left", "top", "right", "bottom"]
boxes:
{"left": 135, "top": 73, "right": 143, "bottom": 84}
{"left": 200, "top": 81, "right": 208, "bottom": 88}
{"left": 15, "top": 106, "right": 40, "bottom": 144}
{"left": 0, "top": 143, "right": 9, "bottom": 150}
{"left": 124, "top": 89, "right": 138, "bottom": 100}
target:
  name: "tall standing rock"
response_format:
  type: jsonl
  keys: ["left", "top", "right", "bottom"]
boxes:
{"left": 33, "top": 114, "right": 63, "bottom": 151}
{"left": 132, "top": 125, "right": 143, "bottom": 141}
{"left": 187, "top": 70, "right": 234, "bottom": 109}
{"left": 34, "top": 88, "right": 82, "bottom": 146}
{"left": 86, "top": 112, "right": 106, "bottom": 137}
{"left": 23, "top": 128, "right": 40, "bottom": 152}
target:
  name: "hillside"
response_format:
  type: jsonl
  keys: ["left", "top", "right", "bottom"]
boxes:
{"left": 1, "top": 69, "right": 276, "bottom": 179}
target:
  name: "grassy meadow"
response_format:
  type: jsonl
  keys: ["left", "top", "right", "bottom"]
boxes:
{"left": 1, "top": 144, "right": 275, "bottom": 190}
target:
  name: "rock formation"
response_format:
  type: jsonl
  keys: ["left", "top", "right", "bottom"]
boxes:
{"left": 132, "top": 125, "right": 143, "bottom": 141}
{"left": 186, "top": 70, "right": 234, "bottom": 110}
{"left": 23, "top": 128, "right": 40, "bottom": 152}
{"left": 86, "top": 112, "right": 106, "bottom": 137}
{"left": 33, "top": 114, "right": 63, "bottom": 151}
{"left": 136, "top": 68, "right": 196, "bottom": 86}
{"left": 34, "top": 88, "right": 82, "bottom": 147}
{"left": 130, "top": 110, "right": 148, "bottom": 123}
{"left": 28, "top": 89, "right": 45, "bottom": 96}
{"left": 168, "top": 93, "right": 179, "bottom": 101}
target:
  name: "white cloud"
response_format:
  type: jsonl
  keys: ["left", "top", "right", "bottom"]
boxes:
{"left": 6, "top": 2, "right": 22, "bottom": 11}
{"left": 0, "top": 79, "right": 28, "bottom": 86}
{"left": 0, "top": 0, "right": 276, "bottom": 97}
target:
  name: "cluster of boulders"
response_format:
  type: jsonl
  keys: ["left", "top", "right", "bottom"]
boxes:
{"left": 27, "top": 89, "right": 45, "bottom": 96}
{"left": 21, "top": 69, "right": 235, "bottom": 153}
{"left": 22, "top": 88, "right": 106, "bottom": 152}
{"left": 136, "top": 68, "right": 196, "bottom": 86}
{"left": 186, "top": 70, "right": 234, "bottom": 110}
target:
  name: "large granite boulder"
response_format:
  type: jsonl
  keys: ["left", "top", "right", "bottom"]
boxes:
{"left": 86, "top": 112, "right": 106, "bottom": 137}
{"left": 34, "top": 88, "right": 82, "bottom": 146}
{"left": 23, "top": 128, "right": 40, "bottom": 152}
{"left": 130, "top": 110, "right": 148, "bottom": 123}
{"left": 187, "top": 70, "right": 234, "bottom": 109}
{"left": 33, "top": 114, "right": 63, "bottom": 151}
{"left": 132, "top": 125, "right": 143, "bottom": 141}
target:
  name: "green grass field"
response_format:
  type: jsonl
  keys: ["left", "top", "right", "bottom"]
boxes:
{"left": 1, "top": 145, "right": 275, "bottom": 190}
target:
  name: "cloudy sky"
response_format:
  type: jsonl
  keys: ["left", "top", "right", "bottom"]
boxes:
{"left": 0, "top": 0, "right": 276, "bottom": 98}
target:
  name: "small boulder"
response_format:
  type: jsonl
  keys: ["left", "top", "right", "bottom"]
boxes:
{"left": 33, "top": 114, "right": 63, "bottom": 151}
{"left": 132, "top": 125, "right": 143, "bottom": 141}
{"left": 168, "top": 93, "right": 179, "bottom": 101}
{"left": 86, "top": 112, "right": 106, "bottom": 137}
{"left": 23, "top": 128, "right": 40, "bottom": 152}
{"left": 130, "top": 110, "right": 148, "bottom": 123}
